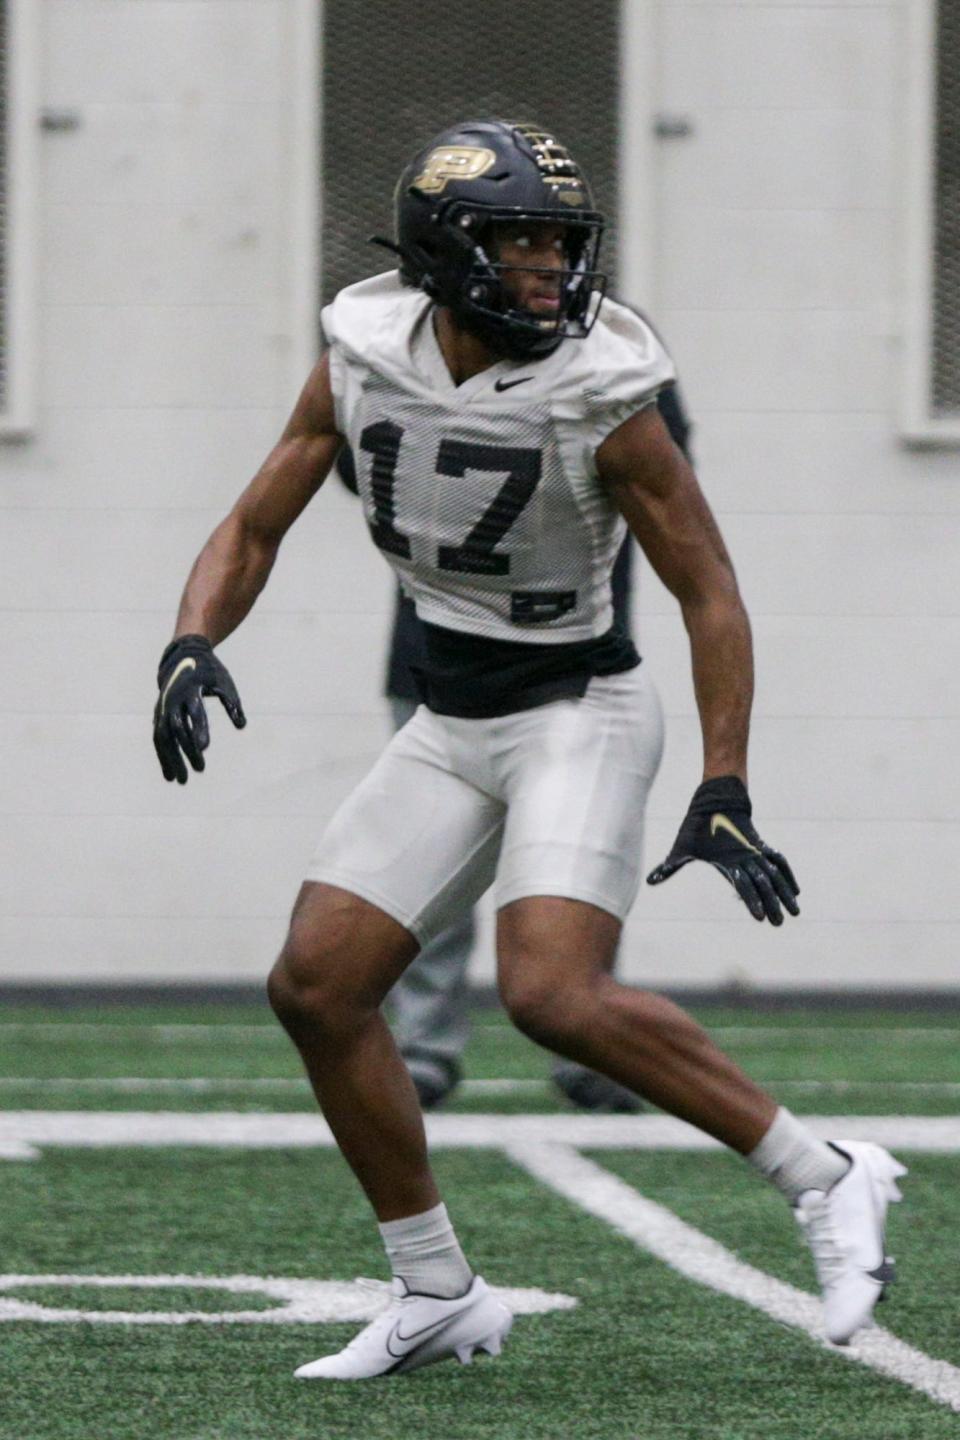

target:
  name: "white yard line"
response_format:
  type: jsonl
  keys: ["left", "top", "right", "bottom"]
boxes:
{"left": 0, "top": 1273, "right": 574, "bottom": 1326}
{"left": 0, "top": 1024, "right": 284, "bottom": 1040}
{"left": 2, "top": 1107, "right": 958, "bottom": 1412}
{"left": 710, "top": 1027, "right": 960, "bottom": 1043}
{"left": 1, "top": 1076, "right": 959, "bottom": 1095}
{"left": 507, "top": 1141, "right": 960, "bottom": 1414}
{"left": 3, "top": 1111, "right": 960, "bottom": 1163}
{"left": 760, "top": 1080, "right": 960, "bottom": 1093}
{"left": 0, "top": 1076, "right": 548, "bottom": 1094}
{"left": 1, "top": 1023, "right": 959, "bottom": 1042}
{"left": 0, "top": 1077, "right": 311, "bottom": 1092}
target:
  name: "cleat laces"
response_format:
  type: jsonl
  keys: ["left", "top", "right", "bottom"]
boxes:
{"left": 336, "top": 1278, "right": 406, "bottom": 1355}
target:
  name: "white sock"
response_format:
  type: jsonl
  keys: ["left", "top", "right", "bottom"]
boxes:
{"left": 747, "top": 1107, "right": 850, "bottom": 1203}
{"left": 378, "top": 1202, "right": 473, "bottom": 1299}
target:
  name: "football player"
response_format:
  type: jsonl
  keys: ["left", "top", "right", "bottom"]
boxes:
{"left": 154, "top": 120, "right": 906, "bottom": 1378}
{"left": 339, "top": 435, "right": 671, "bottom": 1114}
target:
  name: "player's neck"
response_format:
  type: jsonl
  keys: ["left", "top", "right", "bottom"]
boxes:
{"left": 433, "top": 308, "right": 505, "bottom": 386}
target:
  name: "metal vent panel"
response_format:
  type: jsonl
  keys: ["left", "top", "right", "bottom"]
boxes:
{"left": 320, "top": 0, "right": 620, "bottom": 312}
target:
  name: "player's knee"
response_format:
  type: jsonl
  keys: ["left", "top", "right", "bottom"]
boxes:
{"left": 268, "top": 931, "right": 365, "bottom": 1039}
{"left": 266, "top": 958, "right": 302, "bottom": 1029}
{"left": 500, "top": 970, "right": 587, "bottom": 1049}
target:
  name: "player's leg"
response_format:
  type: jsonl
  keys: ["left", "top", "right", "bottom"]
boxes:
{"left": 492, "top": 664, "right": 777, "bottom": 1144}
{"left": 385, "top": 697, "right": 475, "bottom": 1107}
{"left": 497, "top": 895, "right": 776, "bottom": 1150}
{"left": 268, "top": 881, "right": 436, "bottom": 1220}
{"left": 492, "top": 665, "right": 905, "bottom": 1343}
{"left": 272, "top": 707, "right": 511, "bottom": 1377}
{"left": 496, "top": 895, "right": 906, "bottom": 1342}
{"left": 549, "top": 936, "right": 644, "bottom": 1114}
{"left": 273, "top": 709, "right": 502, "bottom": 1216}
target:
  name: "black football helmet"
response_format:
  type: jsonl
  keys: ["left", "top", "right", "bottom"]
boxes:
{"left": 374, "top": 119, "right": 607, "bottom": 360}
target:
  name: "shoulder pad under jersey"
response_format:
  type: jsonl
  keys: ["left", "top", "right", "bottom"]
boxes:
{"left": 548, "top": 296, "right": 676, "bottom": 437}
{"left": 321, "top": 271, "right": 429, "bottom": 371}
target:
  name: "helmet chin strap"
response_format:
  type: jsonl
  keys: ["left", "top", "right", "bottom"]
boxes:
{"left": 368, "top": 234, "right": 405, "bottom": 260}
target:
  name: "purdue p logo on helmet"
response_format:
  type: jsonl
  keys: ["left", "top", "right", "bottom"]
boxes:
{"left": 381, "top": 119, "right": 607, "bottom": 360}
{"left": 412, "top": 146, "right": 496, "bottom": 194}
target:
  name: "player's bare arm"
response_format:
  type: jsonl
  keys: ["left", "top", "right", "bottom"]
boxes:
{"left": 596, "top": 401, "right": 752, "bottom": 784}
{"left": 175, "top": 353, "right": 342, "bottom": 644}
{"left": 153, "top": 354, "right": 342, "bottom": 783}
{"left": 597, "top": 403, "right": 800, "bottom": 925}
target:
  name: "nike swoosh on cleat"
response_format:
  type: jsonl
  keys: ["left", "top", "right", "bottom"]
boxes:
{"left": 494, "top": 376, "right": 534, "bottom": 392}
{"left": 709, "top": 813, "right": 761, "bottom": 854}
{"left": 385, "top": 1314, "right": 456, "bottom": 1359}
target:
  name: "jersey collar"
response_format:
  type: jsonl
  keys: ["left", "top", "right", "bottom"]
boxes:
{"left": 412, "top": 307, "right": 541, "bottom": 402}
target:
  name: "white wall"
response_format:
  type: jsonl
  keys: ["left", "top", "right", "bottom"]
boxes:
{"left": 0, "top": 0, "right": 956, "bottom": 990}
{"left": 0, "top": 0, "right": 396, "bottom": 984}
{"left": 621, "top": 0, "right": 960, "bottom": 990}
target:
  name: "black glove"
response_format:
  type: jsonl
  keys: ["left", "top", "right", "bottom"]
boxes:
{"left": 647, "top": 775, "right": 800, "bottom": 926}
{"left": 153, "top": 635, "right": 246, "bottom": 784}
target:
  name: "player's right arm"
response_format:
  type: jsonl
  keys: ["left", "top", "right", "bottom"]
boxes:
{"left": 174, "top": 353, "right": 342, "bottom": 644}
{"left": 154, "top": 355, "right": 342, "bottom": 783}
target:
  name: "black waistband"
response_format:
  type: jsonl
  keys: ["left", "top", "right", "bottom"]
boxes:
{"left": 411, "top": 621, "right": 641, "bottom": 718}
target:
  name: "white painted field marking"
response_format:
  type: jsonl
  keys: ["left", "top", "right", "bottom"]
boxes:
{"left": 757, "top": 1080, "right": 960, "bottom": 1094}
{"left": 4, "top": 1076, "right": 960, "bottom": 1095}
{"left": 2, "top": 1023, "right": 958, "bottom": 1043}
{"left": 0, "top": 1139, "right": 42, "bottom": 1161}
{"left": 508, "top": 1142, "right": 960, "bottom": 1414}
{"left": 0, "top": 1076, "right": 548, "bottom": 1095}
{"left": 0, "top": 1024, "right": 284, "bottom": 1040}
{"left": 0, "top": 1078, "right": 311, "bottom": 1093}
{"left": 2, "top": 1111, "right": 958, "bottom": 1411}
{"left": 709, "top": 1027, "right": 960, "bottom": 1044}
{"left": 0, "top": 1273, "right": 575, "bottom": 1326}
{"left": 3, "top": 1111, "right": 960, "bottom": 1162}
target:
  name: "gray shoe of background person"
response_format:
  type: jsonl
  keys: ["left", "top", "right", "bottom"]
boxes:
{"left": 405, "top": 1053, "right": 464, "bottom": 1110}
{"left": 551, "top": 1060, "right": 645, "bottom": 1113}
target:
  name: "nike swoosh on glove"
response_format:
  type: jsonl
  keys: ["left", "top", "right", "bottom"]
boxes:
{"left": 153, "top": 634, "right": 246, "bottom": 784}
{"left": 646, "top": 775, "right": 800, "bottom": 925}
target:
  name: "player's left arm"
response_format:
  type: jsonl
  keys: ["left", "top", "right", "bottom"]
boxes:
{"left": 596, "top": 402, "right": 800, "bottom": 925}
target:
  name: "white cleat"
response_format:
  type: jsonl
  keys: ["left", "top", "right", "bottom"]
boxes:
{"left": 795, "top": 1140, "right": 907, "bottom": 1346}
{"left": 294, "top": 1275, "right": 512, "bottom": 1380}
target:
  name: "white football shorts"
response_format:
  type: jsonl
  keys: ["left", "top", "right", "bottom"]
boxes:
{"left": 305, "top": 665, "right": 665, "bottom": 946}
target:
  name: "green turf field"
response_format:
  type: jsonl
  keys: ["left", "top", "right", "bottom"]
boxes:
{"left": 1, "top": 1002, "right": 959, "bottom": 1438}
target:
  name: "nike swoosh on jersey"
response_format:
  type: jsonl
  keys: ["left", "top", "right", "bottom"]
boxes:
{"left": 160, "top": 656, "right": 197, "bottom": 712}
{"left": 709, "top": 813, "right": 760, "bottom": 854}
{"left": 494, "top": 375, "right": 534, "bottom": 391}
{"left": 385, "top": 1313, "right": 455, "bottom": 1359}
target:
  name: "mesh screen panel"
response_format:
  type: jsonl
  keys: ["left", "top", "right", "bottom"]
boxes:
{"left": 0, "top": 0, "right": 7, "bottom": 411}
{"left": 932, "top": 1, "right": 960, "bottom": 414}
{"left": 320, "top": 0, "right": 620, "bottom": 313}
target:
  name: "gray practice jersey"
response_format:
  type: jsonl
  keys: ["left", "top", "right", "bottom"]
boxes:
{"left": 323, "top": 272, "right": 675, "bottom": 645}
